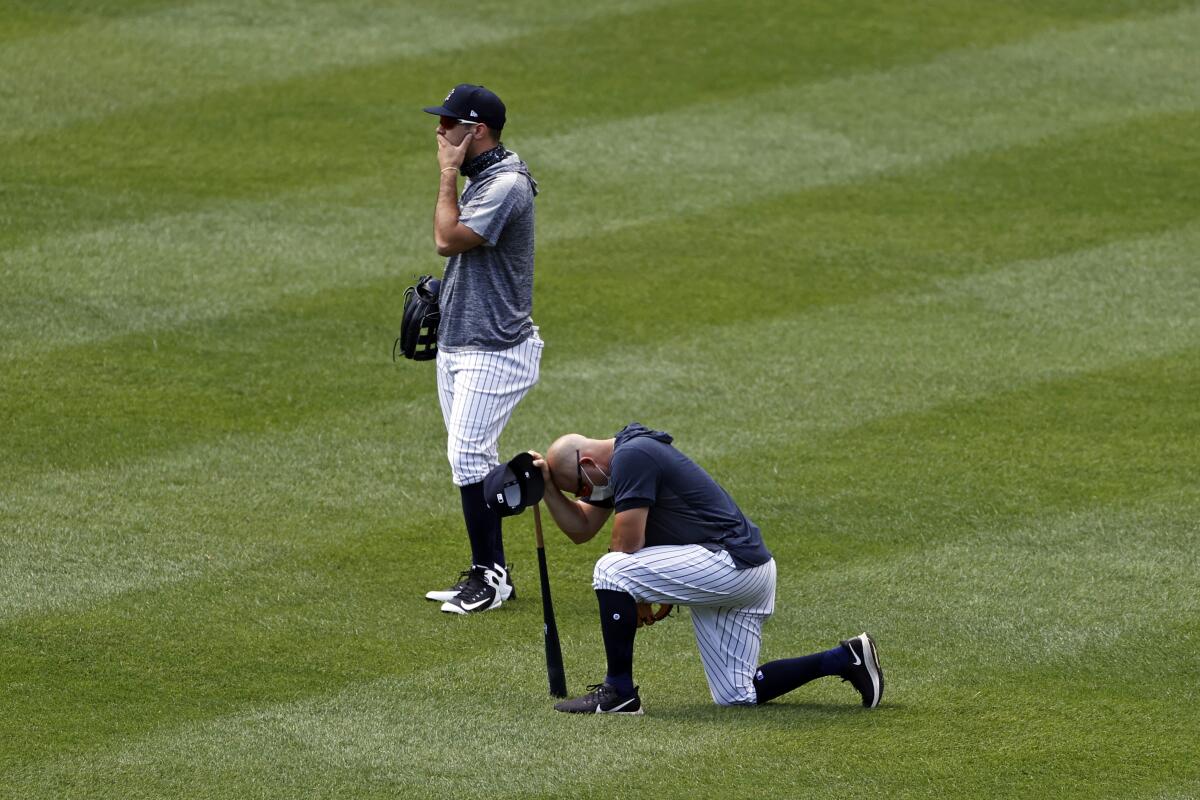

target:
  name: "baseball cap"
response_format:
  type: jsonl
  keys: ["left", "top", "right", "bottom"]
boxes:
{"left": 483, "top": 452, "right": 544, "bottom": 517}
{"left": 423, "top": 83, "right": 506, "bottom": 131}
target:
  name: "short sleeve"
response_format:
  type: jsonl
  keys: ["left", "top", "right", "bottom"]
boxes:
{"left": 459, "top": 173, "right": 525, "bottom": 246}
{"left": 611, "top": 443, "right": 661, "bottom": 512}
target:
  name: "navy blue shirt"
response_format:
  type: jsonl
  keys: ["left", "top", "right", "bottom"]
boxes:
{"left": 595, "top": 423, "right": 772, "bottom": 569}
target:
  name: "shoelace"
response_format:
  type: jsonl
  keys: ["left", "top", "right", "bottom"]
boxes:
{"left": 458, "top": 568, "right": 493, "bottom": 601}
{"left": 583, "top": 684, "right": 610, "bottom": 701}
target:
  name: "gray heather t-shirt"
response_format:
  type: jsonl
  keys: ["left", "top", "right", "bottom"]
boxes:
{"left": 439, "top": 151, "right": 538, "bottom": 352}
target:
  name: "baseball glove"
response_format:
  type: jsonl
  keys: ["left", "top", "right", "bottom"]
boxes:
{"left": 394, "top": 275, "right": 441, "bottom": 362}
{"left": 637, "top": 602, "right": 674, "bottom": 628}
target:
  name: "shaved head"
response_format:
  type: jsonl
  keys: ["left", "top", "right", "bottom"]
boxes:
{"left": 544, "top": 433, "right": 616, "bottom": 495}
{"left": 546, "top": 433, "right": 588, "bottom": 493}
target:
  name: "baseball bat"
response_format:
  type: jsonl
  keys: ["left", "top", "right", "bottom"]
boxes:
{"left": 534, "top": 503, "right": 568, "bottom": 697}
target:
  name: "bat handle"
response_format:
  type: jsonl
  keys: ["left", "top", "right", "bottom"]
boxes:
{"left": 533, "top": 502, "right": 545, "bottom": 548}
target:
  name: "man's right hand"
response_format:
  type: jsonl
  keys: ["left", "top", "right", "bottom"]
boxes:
{"left": 436, "top": 130, "right": 473, "bottom": 173}
{"left": 528, "top": 450, "right": 553, "bottom": 487}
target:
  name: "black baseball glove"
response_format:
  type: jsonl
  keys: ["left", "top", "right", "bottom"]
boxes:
{"left": 394, "top": 275, "right": 441, "bottom": 362}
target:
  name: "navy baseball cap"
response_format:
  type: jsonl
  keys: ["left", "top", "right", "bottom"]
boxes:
{"left": 483, "top": 452, "right": 544, "bottom": 517}
{"left": 423, "top": 83, "right": 506, "bottom": 131}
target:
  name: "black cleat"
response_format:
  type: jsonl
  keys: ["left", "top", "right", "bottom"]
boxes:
{"left": 554, "top": 683, "right": 644, "bottom": 715}
{"left": 427, "top": 563, "right": 514, "bottom": 603}
{"left": 840, "top": 632, "right": 884, "bottom": 708}
{"left": 439, "top": 565, "right": 504, "bottom": 615}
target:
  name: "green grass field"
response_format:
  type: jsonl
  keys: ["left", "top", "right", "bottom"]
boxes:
{"left": 3, "top": 1, "right": 1199, "bottom": 797}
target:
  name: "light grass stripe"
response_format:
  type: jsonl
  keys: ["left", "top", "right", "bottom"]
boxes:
{"left": 0, "top": 0, "right": 685, "bottom": 137}
{"left": 0, "top": 396, "right": 444, "bottom": 621}
{"left": 0, "top": 202, "right": 415, "bottom": 360}
{"left": 772, "top": 493, "right": 1200, "bottom": 676}
{"left": 2, "top": 645, "right": 707, "bottom": 799}
{"left": 3, "top": 8, "right": 1197, "bottom": 357}
{"left": 3, "top": 224, "right": 1197, "bottom": 620}
{"left": 0, "top": 502, "right": 283, "bottom": 620}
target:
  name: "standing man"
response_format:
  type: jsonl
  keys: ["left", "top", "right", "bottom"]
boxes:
{"left": 420, "top": 84, "right": 543, "bottom": 615}
{"left": 531, "top": 423, "right": 884, "bottom": 714}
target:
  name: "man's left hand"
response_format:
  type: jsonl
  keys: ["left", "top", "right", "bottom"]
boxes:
{"left": 637, "top": 602, "right": 674, "bottom": 628}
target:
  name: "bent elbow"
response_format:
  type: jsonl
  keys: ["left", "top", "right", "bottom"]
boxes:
{"left": 436, "top": 237, "right": 474, "bottom": 258}
{"left": 566, "top": 524, "right": 599, "bottom": 545}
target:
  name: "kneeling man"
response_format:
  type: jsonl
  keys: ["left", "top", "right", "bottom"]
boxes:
{"left": 531, "top": 422, "right": 884, "bottom": 714}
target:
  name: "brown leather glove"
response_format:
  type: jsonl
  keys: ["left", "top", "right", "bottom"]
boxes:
{"left": 636, "top": 602, "right": 674, "bottom": 628}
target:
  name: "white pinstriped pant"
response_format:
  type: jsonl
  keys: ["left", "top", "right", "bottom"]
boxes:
{"left": 593, "top": 545, "right": 777, "bottom": 706}
{"left": 435, "top": 331, "right": 543, "bottom": 487}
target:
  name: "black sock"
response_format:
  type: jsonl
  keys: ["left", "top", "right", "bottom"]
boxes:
{"left": 753, "top": 645, "right": 851, "bottom": 704}
{"left": 458, "top": 482, "right": 502, "bottom": 568}
{"left": 595, "top": 589, "right": 638, "bottom": 695}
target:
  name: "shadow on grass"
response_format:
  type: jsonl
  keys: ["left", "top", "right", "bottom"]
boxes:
{"left": 647, "top": 700, "right": 906, "bottom": 723}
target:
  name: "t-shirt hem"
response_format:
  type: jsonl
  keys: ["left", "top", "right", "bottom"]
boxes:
{"left": 437, "top": 328, "right": 533, "bottom": 353}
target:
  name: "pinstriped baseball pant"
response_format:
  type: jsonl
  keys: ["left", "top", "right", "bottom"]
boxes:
{"left": 593, "top": 545, "right": 777, "bottom": 706}
{"left": 435, "top": 330, "right": 543, "bottom": 487}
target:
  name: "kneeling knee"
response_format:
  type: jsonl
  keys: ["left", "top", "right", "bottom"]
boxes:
{"left": 592, "top": 551, "right": 635, "bottom": 592}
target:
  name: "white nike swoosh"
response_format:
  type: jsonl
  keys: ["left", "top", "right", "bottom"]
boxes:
{"left": 459, "top": 597, "right": 493, "bottom": 611}
{"left": 849, "top": 647, "right": 863, "bottom": 666}
{"left": 599, "top": 697, "right": 637, "bottom": 713}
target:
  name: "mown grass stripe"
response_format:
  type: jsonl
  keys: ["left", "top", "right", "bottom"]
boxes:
{"left": 3, "top": 3, "right": 1198, "bottom": 799}
{"left": 0, "top": 201, "right": 418, "bottom": 359}
{"left": 7, "top": 0, "right": 1172, "bottom": 140}
{"left": 536, "top": 4, "right": 1200, "bottom": 237}
{"left": 0, "top": 0, "right": 686, "bottom": 137}
{"left": 555, "top": 222, "right": 1200, "bottom": 453}
{"left": 3, "top": 222, "right": 1196, "bottom": 620}
{"left": 7, "top": 2, "right": 1183, "bottom": 265}
{"left": 2, "top": 347, "right": 1195, "bottom": 790}
{"left": 6, "top": 493, "right": 1195, "bottom": 798}
{"left": 0, "top": 395, "right": 444, "bottom": 621}
{"left": 3, "top": 8, "right": 1195, "bottom": 360}
{"left": 788, "top": 497, "right": 1200, "bottom": 670}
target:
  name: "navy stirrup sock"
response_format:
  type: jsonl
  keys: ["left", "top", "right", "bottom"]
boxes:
{"left": 595, "top": 589, "right": 638, "bottom": 695}
{"left": 459, "top": 481, "right": 504, "bottom": 568}
{"left": 753, "top": 645, "right": 851, "bottom": 704}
